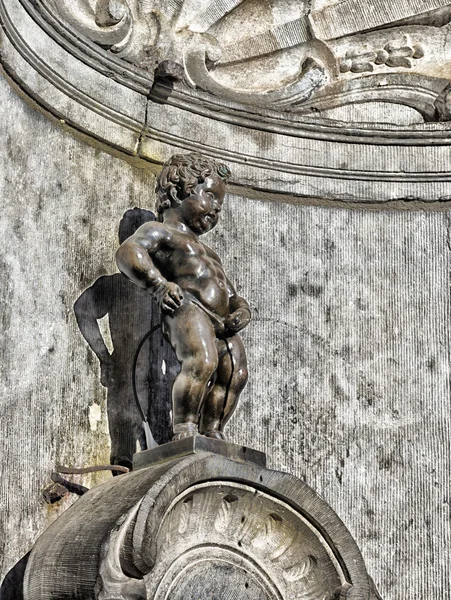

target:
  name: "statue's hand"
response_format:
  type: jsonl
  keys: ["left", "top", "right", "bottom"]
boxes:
{"left": 160, "top": 282, "right": 184, "bottom": 314}
{"left": 224, "top": 308, "right": 251, "bottom": 334}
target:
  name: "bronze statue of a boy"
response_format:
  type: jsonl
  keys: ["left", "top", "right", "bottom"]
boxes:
{"left": 116, "top": 153, "right": 250, "bottom": 441}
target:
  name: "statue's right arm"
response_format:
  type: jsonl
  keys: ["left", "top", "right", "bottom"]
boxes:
{"left": 116, "top": 223, "right": 183, "bottom": 313}
{"left": 115, "top": 223, "right": 169, "bottom": 295}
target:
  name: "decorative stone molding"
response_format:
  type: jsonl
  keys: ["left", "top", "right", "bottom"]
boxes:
{"left": 2, "top": 0, "right": 451, "bottom": 201}
{"left": 30, "top": 0, "right": 451, "bottom": 113}
{"left": 22, "top": 444, "right": 381, "bottom": 599}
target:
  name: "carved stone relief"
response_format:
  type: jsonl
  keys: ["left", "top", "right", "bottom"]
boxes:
{"left": 2, "top": 0, "right": 451, "bottom": 201}
{"left": 140, "top": 481, "right": 346, "bottom": 600}
{"left": 29, "top": 0, "right": 451, "bottom": 118}
{"left": 98, "top": 481, "right": 348, "bottom": 600}
{"left": 22, "top": 450, "right": 380, "bottom": 600}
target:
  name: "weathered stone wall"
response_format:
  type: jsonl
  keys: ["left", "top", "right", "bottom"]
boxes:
{"left": 213, "top": 197, "right": 451, "bottom": 599}
{"left": 1, "top": 71, "right": 450, "bottom": 599}
{"left": 0, "top": 73, "right": 156, "bottom": 575}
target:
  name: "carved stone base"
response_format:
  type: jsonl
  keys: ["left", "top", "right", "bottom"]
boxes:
{"left": 20, "top": 441, "right": 381, "bottom": 599}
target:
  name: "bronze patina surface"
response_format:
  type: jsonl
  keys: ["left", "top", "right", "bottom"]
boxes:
{"left": 117, "top": 153, "right": 251, "bottom": 442}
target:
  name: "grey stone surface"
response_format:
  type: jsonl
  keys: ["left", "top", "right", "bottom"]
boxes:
{"left": 23, "top": 453, "right": 373, "bottom": 599}
{"left": 4, "top": 0, "right": 451, "bottom": 202}
{"left": 209, "top": 194, "right": 451, "bottom": 599}
{"left": 1, "top": 67, "right": 451, "bottom": 600}
{"left": 0, "top": 72, "right": 155, "bottom": 578}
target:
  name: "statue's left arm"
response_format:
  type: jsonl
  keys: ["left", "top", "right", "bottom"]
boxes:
{"left": 224, "top": 277, "right": 251, "bottom": 335}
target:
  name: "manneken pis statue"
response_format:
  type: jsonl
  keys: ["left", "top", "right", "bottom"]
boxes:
{"left": 116, "top": 153, "right": 250, "bottom": 441}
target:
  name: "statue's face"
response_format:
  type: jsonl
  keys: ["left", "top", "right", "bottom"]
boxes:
{"left": 180, "top": 175, "right": 225, "bottom": 235}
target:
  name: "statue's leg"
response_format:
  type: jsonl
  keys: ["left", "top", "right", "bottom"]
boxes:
{"left": 163, "top": 304, "right": 218, "bottom": 440}
{"left": 200, "top": 334, "right": 248, "bottom": 439}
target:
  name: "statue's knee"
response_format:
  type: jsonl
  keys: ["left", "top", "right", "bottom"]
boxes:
{"left": 234, "top": 365, "right": 248, "bottom": 389}
{"left": 183, "top": 356, "right": 218, "bottom": 381}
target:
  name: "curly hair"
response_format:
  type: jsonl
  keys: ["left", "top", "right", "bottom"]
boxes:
{"left": 155, "top": 153, "right": 231, "bottom": 217}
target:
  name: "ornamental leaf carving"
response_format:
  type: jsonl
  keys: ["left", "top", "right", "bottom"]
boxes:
{"left": 31, "top": 0, "right": 451, "bottom": 119}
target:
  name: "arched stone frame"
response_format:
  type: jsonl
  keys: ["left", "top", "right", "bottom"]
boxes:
{"left": 2, "top": 0, "right": 451, "bottom": 204}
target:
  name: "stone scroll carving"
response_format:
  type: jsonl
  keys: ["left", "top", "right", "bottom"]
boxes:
{"left": 44, "top": 0, "right": 136, "bottom": 52}
{"left": 4, "top": 0, "right": 451, "bottom": 202}
{"left": 22, "top": 450, "right": 381, "bottom": 600}
{"left": 98, "top": 481, "right": 346, "bottom": 600}
{"left": 33, "top": 0, "right": 451, "bottom": 118}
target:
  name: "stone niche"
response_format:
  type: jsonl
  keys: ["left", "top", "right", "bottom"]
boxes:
{"left": 1, "top": 1, "right": 451, "bottom": 599}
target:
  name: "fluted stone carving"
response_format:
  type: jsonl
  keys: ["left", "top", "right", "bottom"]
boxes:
{"left": 22, "top": 444, "right": 381, "bottom": 600}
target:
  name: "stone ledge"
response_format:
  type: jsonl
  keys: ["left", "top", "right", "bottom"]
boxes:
{"left": 133, "top": 436, "right": 267, "bottom": 470}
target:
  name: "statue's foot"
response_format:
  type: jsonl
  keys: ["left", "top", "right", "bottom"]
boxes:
{"left": 205, "top": 430, "right": 226, "bottom": 440}
{"left": 172, "top": 422, "right": 198, "bottom": 441}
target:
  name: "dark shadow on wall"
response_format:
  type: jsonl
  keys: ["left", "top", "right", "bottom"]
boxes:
{"left": 0, "top": 552, "right": 30, "bottom": 600}
{"left": 74, "top": 208, "right": 179, "bottom": 466}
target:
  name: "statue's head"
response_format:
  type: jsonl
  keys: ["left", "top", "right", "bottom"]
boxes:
{"left": 155, "top": 153, "right": 231, "bottom": 220}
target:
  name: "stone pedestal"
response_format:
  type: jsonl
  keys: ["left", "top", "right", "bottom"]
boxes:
{"left": 16, "top": 439, "right": 381, "bottom": 600}
{"left": 133, "top": 435, "right": 266, "bottom": 470}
